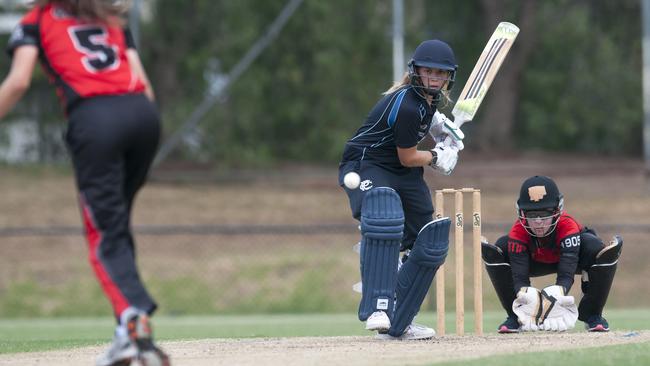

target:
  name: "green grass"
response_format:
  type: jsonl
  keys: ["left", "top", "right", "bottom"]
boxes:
{"left": 1, "top": 309, "right": 648, "bottom": 355}
{"left": 0, "top": 313, "right": 366, "bottom": 354}
{"left": 0, "top": 280, "right": 111, "bottom": 317}
{"left": 0, "top": 257, "right": 359, "bottom": 317}
{"left": 435, "top": 341, "right": 650, "bottom": 366}
{"left": 0, "top": 162, "right": 72, "bottom": 177}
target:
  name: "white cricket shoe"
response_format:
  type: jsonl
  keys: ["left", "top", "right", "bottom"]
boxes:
{"left": 375, "top": 323, "right": 436, "bottom": 340}
{"left": 96, "top": 330, "right": 137, "bottom": 366}
{"left": 366, "top": 311, "right": 391, "bottom": 331}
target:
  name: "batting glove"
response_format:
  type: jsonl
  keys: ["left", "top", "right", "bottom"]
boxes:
{"left": 431, "top": 111, "right": 465, "bottom": 150}
{"left": 430, "top": 142, "right": 459, "bottom": 176}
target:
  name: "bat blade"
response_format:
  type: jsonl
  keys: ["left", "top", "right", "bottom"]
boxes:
{"left": 452, "top": 21, "right": 520, "bottom": 128}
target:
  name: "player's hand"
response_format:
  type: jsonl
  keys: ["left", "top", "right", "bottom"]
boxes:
{"left": 442, "top": 135, "right": 464, "bottom": 151}
{"left": 539, "top": 285, "right": 578, "bottom": 331}
{"left": 512, "top": 287, "right": 542, "bottom": 331}
{"left": 431, "top": 111, "right": 465, "bottom": 150}
{"left": 430, "top": 142, "right": 459, "bottom": 176}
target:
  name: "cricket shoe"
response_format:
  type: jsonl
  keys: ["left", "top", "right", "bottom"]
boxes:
{"left": 127, "top": 314, "right": 171, "bottom": 366}
{"left": 375, "top": 323, "right": 435, "bottom": 340}
{"left": 498, "top": 315, "right": 521, "bottom": 333}
{"left": 366, "top": 311, "right": 391, "bottom": 332}
{"left": 96, "top": 330, "right": 138, "bottom": 366}
{"left": 585, "top": 315, "right": 609, "bottom": 332}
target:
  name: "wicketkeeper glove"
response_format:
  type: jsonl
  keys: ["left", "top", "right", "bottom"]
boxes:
{"left": 538, "top": 285, "right": 578, "bottom": 332}
{"left": 512, "top": 287, "right": 542, "bottom": 331}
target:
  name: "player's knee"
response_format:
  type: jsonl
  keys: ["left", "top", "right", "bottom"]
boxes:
{"left": 482, "top": 236, "right": 507, "bottom": 264}
{"left": 593, "top": 235, "right": 623, "bottom": 266}
{"left": 578, "top": 231, "right": 603, "bottom": 264}
{"left": 360, "top": 187, "right": 404, "bottom": 241}
{"left": 358, "top": 187, "right": 404, "bottom": 320}
{"left": 407, "top": 218, "right": 451, "bottom": 268}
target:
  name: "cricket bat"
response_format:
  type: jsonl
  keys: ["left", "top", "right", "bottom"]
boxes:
{"left": 452, "top": 21, "right": 519, "bottom": 129}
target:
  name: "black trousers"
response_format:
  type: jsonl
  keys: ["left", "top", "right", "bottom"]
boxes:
{"left": 66, "top": 94, "right": 160, "bottom": 320}
{"left": 339, "top": 160, "right": 433, "bottom": 250}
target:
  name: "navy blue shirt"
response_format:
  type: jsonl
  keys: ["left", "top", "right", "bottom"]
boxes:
{"left": 341, "top": 86, "right": 436, "bottom": 171}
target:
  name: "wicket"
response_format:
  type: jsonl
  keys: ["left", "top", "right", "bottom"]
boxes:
{"left": 434, "top": 188, "right": 483, "bottom": 336}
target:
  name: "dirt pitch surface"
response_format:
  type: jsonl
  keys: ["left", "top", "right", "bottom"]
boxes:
{"left": 0, "top": 331, "right": 647, "bottom": 366}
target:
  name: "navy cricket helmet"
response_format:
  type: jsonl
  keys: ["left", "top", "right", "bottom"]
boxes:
{"left": 408, "top": 40, "right": 458, "bottom": 95}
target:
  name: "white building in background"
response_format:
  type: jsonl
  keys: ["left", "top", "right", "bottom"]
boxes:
{"left": 0, "top": 119, "right": 67, "bottom": 163}
{"left": 0, "top": 1, "right": 33, "bottom": 163}
{"left": 0, "top": 120, "right": 39, "bottom": 163}
{"left": 0, "top": 0, "right": 26, "bottom": 33}
{"left": 0, "top": 11, "right": 20, "bottom": 33}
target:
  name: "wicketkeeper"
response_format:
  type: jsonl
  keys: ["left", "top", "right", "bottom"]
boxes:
{"left": 482, "top": 175, "right": 622, "bottom": 333}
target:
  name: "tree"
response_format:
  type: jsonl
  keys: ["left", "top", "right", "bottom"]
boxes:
{"left": 473, "top": 0, "right": 537, "bottom": 151}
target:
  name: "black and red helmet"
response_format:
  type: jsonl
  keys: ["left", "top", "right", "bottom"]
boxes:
{"left": 516, "top": 176, "right": 564, "bottom": 237}
{"left": 517, "top": 175, "right": 563, "bottom": 211}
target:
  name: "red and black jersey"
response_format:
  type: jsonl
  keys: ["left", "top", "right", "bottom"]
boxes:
{"left": 6, "top": 4, "right": 145, "bottom": 111}
{"left": 506, "top": 212, "right": 583, "bottom": 291}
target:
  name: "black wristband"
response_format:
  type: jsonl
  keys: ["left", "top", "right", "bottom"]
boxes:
{"left": 429, "top": 150, "right": 437, "bottom": 166}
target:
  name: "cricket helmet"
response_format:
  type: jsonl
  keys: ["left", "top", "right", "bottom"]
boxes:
{"left": 516, "top": 176, "right": 564, "bottom": 237}
{"left": 407, "top": 39, "right": 457, "bottom": 99}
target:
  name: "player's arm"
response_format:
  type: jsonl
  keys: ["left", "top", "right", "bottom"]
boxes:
{"left": 394, "top": 106, "right": 440, "bottom": 168}
{"left": 507, "top": 238, "right": 531, "bottom": 291}
{"left": 397, "top": 144, "right": 458, "bottom": 175}
{"left": 123, "top": 28, "right": 155, "bottom": 101}
{"left": 556, "top": 233, "right": 580, "bottom": 291}
{"left": 394, "top": 111, "right": 458, "bottom": 173}
{"left": 0, "top": 45, "right": 38, "bottom": 120}
{"left": 396, "top": 146, "right": 435, "bottom": 167}
{"left": 126, "top": 49, "right": 154, "bottom": 101}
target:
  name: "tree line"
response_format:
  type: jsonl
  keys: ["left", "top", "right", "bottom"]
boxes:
{"left": 1, "top": 0, "right": 643, "bottom": 165}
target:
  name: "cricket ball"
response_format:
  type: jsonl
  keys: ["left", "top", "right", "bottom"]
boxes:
{"left": 343, "top": 172, "right": 361, "bottom": 189}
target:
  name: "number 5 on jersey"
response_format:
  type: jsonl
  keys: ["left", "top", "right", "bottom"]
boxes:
{"left": 69, "top": 25, "right": 119, "bottom": 72}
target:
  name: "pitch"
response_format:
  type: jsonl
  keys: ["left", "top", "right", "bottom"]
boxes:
{"left": 0, "top": 331, "right": 647, "bottom": 365}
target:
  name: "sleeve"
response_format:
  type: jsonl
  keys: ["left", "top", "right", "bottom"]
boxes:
{"left": 6, "top": 7, "right": 40, "bottom": 57}
{"left": 555, "top": 216, "right": 582, "bottom": 291}
{"left": 123, "top": 28, "right": 137, "bottom": 49}
{"left": 392, "top": 100, "right": 422, "bottom": 148}
{"left": 508, "top": 222, "right": 532, "bottom": 291}
{"left": 508, "top": 237, "right": 531, "bottom": 291}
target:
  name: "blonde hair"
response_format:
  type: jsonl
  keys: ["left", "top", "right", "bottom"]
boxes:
{"left": 382, "top": 72, "right": 411, "bottom": 95}
{"left": 36, "top": 0, "right": 131, "bottom": 23}
{"left": 383, "top": 71, "right": 452, "bottom": 108}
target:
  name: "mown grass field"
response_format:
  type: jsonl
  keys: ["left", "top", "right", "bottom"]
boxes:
{"left": 0, "top": 310, "right": 649, "bottom": 365}
{"left": 436, "top": 341, "right": 650, "bottom": 366}
{"left": 1, "top": 309, "right": 649, "bottom": 351}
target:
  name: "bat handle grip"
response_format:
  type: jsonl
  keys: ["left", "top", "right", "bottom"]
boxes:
{"left": 454, "top": 118, "right": 469, "bottom": 129}
{"left": 443, "top": 135, "right": 464, "bottom": 151}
